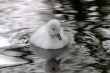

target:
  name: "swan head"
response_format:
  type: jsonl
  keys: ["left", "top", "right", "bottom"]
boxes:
{"left": 46, "top": 19, "right": 62, "bottom": 40}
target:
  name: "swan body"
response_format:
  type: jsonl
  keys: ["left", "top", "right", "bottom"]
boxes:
{"left": 29, "top": 19, "right": 69, "bottom": 60}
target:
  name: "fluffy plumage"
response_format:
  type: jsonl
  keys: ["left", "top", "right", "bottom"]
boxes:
{"left": 29, "top": 19, "right": 69, "bottom": 60}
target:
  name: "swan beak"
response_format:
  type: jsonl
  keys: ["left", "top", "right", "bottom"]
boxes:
{"left": 57, "top": 34, "right": 62, "bottom": 40}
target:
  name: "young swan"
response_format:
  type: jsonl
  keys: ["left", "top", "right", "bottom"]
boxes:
{"left": 29, "top": 19, "right": 69, "bottom": 60}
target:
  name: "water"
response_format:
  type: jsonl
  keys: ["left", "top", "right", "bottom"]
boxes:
{"left": 0, "top": 0, "right": 105, "bottom": 73}
{"left": 0, "top": 0, "right": 74, "bottom": 73}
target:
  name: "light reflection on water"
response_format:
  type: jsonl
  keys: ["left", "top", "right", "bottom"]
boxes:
{"left": 0, "top": 37, "right": 10, "bottom": 47}
{"left": 0, "top": 0, "right": 77, "bottom": 73}
{"left": 0, "top": 0, "right": 71, "bottom": 73}
{"left": 0, "top": 0, "right": 102, "bottom": 73}
{"left": 0, "top": 0, "right": 109, "bottom": 73}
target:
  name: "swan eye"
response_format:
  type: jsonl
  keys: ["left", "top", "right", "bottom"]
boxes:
{"left": 52, "top": 28, "right": 55, "bottom": 30}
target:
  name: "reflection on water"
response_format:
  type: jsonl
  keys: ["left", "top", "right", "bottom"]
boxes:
{"left": 0, "top": 0, "right": 101, "bottom": 73}
{"left": 0, "top": 37, "right": 10, "bottom": 47}
{"left": 0, "top": 0, "right": 72, "bottom": 73}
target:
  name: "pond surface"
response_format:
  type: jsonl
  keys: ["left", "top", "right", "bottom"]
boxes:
{"left": 0, "top": 0, "right": 104, "bottom": 73}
